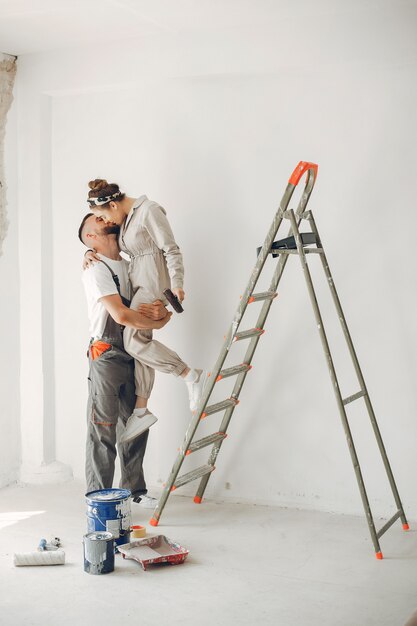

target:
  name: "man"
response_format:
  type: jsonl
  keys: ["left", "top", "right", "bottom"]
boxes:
{"left": 78, "top": 213, "right": 171, "bottom": 507}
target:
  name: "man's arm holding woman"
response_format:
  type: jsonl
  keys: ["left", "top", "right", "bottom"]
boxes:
{"left": 100, "top": 296, "right": 171, "bottom": 330}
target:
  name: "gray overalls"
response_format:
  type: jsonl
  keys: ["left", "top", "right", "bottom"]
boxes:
{"left": 119, "top": 196, "right": 188, "bottom": 398}
{"left": 85, "top": 260, "right": 149, "bottom": 496}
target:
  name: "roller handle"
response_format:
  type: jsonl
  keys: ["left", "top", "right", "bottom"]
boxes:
{"left": 288, "top": 161, "right": 318, "bottom": 186}
{"left": 163, "top": 289, "right": 184, "bottom": 314}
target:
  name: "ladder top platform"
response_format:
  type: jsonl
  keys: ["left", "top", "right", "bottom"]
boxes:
{"left": 257, "top": 232, "right": 319, "bottom": 257}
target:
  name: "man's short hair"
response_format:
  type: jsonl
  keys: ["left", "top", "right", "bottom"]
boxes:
{"left": 78, "top": 213, "right": 93, "bottom": 245}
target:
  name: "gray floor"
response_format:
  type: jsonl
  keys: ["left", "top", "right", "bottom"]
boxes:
{"left": 0, "top": 480, "right": 416, "bottom": 626}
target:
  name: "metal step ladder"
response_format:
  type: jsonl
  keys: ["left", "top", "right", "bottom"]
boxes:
{"left": 150, "top": 161, "right": 408, "bottom": 558}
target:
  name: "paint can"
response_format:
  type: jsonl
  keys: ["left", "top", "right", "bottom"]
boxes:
{"left": 85, "top": 488, "right": 132, "bottom": 547}
{"left": 83, "top": 531, "right": 114, "bottom": 575}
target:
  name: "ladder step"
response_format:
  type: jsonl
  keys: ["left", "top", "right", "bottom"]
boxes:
{"left": 343, "top": 390, "right": 366, "bottom": 406}
{"left": 186, "top": 432, "right": 227, "bottom": 455}
{"left": 272, "top": 248, "right": 323, "bottom": 255}
{"left": 233, "top": 328, "right": 265, "bottom": 342}
{"left": 248, "top": 291, "right": 277, "bottom": 303}
{"left": 216, "top": 363, "right": 252, "bottom": 381}
{"left": 172, "top": 464, "right": 215, "bottom": 490}
{"left": 202, "top": 398, "right": 239, "bottom": 418}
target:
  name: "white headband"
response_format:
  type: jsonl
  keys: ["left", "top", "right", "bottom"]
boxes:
{"left": 87, "top": 190, "right": 122, "bottom": 207}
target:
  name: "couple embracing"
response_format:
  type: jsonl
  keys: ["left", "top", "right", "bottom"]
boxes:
{"left": 79, "top": 179, "right": 207, "bottom": 507}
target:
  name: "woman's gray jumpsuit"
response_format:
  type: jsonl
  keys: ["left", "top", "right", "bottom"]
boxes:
{"left": 119, "top": 196, "right": 188, "bottom": 398}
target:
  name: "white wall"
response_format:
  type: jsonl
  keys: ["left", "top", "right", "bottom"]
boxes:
{"left": 0, "top": 95, "right": 21, "bottom": 486}
{"left": 14, "top": 3, "right": 417, "bottom": 518}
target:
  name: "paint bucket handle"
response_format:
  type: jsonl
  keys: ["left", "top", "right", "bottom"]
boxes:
{"left": 91, "top": 507, "right": 107, "bottom": 529}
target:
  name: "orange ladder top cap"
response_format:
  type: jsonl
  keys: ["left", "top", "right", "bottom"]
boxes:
{"left": 288, "top": 161, "right": 318, "bottom": 186}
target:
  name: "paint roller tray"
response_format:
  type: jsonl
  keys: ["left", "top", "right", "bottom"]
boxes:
{"left": 118, "top": 535, "right": 189, "bottom": 570}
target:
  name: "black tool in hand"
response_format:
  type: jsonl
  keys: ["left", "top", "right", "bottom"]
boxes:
{"left": 163, "top": 289, "right": 184, "bottom": 313}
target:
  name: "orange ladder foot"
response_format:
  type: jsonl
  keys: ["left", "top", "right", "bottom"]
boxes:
{"left": 375, "top": 551, "right": 383, "bottom": 560}
{"left": 194, "top": 496, "right": 202, "bottom": 504}
{"left": 149, "top": 517, "right": 159, "bottom": 527}
{"left": 403, "top": 523, "right": 410, "bottom": 531}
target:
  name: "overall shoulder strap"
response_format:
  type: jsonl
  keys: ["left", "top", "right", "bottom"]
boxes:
{"left": 99, "top": 259, "right": 121, "bottom": 293}
{"left": 99, "top": 259, "right": 131, "bottom": 307}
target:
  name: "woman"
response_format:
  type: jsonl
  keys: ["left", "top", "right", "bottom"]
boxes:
{"left": 85, "top": 179, "right": 207, "bottom": 443}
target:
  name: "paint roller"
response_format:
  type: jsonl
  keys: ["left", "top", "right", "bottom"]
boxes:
{"left": 14, "top": 549, "right": 65, "bottom": 566}
{"left": 163, "top": 289, "right": 184, "bottom": 313}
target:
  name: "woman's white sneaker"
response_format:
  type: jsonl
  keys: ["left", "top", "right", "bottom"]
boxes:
{"left": 120, "top": 410, "right": 158, "bottom": 444}
{"left": 186, "top": 369, "right": 209, "bottom": 412}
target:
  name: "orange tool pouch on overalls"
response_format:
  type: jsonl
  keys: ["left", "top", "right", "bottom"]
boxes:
{"left": 90, "top": 340, "right": 112, "bottom": 361}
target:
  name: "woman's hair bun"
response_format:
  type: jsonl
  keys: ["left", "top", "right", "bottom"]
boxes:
{"left": 88, "top": 179, "right": 109, "bottom": 192}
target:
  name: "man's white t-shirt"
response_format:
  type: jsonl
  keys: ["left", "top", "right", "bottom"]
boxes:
{"left": 82, "top": 254, "right": 130, "bottom": 338}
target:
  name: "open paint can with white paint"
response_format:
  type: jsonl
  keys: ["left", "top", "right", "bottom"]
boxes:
{"left": 85, "top": 488, "right": 132, "bottom": 548}
{"left": 83, "top": 531, "right": 114, "bottom": 575}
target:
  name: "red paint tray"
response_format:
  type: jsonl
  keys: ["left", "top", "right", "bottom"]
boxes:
{"left": 118, "top": 535, "right": 189, "bottom": 570}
